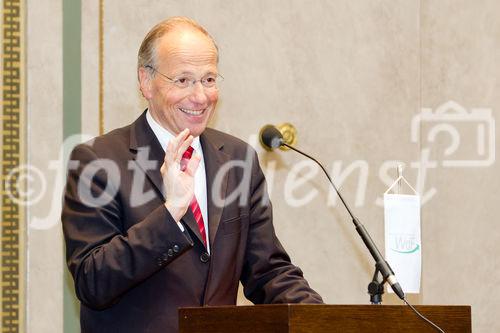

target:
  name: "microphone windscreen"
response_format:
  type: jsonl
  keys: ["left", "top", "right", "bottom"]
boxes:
{"left": 260, "top": 125, "right": 283, "bottom": 150}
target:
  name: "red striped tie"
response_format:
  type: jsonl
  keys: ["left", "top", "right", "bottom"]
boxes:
{"left": 180, "top": 146, "right": 207, "bottom": 246}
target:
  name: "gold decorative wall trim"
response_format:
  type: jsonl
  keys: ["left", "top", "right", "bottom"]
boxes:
{"left": 1, "top": 0, "right": 26, "bottom": 332}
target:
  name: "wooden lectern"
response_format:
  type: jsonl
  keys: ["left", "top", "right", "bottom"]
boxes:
{"left": 179, "top": 304, "right": 471, "bottom": 332}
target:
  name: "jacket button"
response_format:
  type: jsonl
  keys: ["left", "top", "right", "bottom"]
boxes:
{"left": 157, "top": 258, "right": 164, "bottom": 267}
{"left": 167, "top": 248, "right": 174, "bottom": 257}
{"left": 200, "top": 252, "right": 210, "bottom": 263}
{"left": 173, "top": 245, "right": 180, "bottom": 253}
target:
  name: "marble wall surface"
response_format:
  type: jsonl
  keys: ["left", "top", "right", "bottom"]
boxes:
{"left": 25, "top": 0, "right": 63, "bottom": 332}
{"left": 19, "top": 1, "right": 499, "bottom": 332}
{"left": 420, "top": 1, "right": 500, "bottom": 330}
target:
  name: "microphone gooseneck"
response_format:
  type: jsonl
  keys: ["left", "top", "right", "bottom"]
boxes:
{"left": 281, "top": 141, "right": 405, "bottom": 301}
{"left": 260, "top": 124, "right": 445, "bottom": 332}
{"left": 258, "top": 124, "right": 404, "bottom": 300}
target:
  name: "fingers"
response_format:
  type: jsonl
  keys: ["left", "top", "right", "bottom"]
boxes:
{"left": 164, "top": 128, "right": 193, "bottom": 166}
{"left": 170, "top": 129, "right": 190, "bottom": 156}
{"left": 184, "top": 153, "right": 201, "bottom": 176}
{"left": 177, "top": 135, "right": 194, "bottom": 161}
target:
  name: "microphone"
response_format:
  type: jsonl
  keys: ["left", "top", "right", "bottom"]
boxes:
{"left": 259, "top": 125, "right": 284, "bottom": 150}
{"left": 259, "top": 124, "right": 405, "bottom": 300}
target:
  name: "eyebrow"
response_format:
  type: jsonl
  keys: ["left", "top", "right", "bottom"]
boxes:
{"left": 172, "top": 71, "right": 218, "bottom": 77}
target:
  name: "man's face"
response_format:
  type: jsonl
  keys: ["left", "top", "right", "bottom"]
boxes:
{"left": 141, "top": 28, "right": 219, "bottom": 137}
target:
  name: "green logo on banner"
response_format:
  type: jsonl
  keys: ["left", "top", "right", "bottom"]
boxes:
{"left": 391, "top": 244, "right": 420, "bottom": 254}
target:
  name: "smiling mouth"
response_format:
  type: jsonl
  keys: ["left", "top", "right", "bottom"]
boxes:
{"left": 179, "top": 107, "right": 206, "bottom": 116}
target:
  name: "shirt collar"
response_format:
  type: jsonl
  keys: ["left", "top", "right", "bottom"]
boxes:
{"left": 146, "top": 109, "right": 202, "bottom": 153}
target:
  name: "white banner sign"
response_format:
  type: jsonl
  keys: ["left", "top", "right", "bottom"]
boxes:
{"left": 384, "top": 193, "right": 421, "bottom": 294}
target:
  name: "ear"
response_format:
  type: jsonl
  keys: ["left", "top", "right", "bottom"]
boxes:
{"left": 138, "top": 67, "right": 153, "bottom": 99}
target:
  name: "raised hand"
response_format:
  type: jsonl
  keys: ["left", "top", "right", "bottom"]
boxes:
{"left": 161, "top": 129, "right": 201, "bottom": 222}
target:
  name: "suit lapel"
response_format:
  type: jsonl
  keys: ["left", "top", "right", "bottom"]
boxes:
{"left": 129, "top": 111, "right": 166, "bottom": 200}
{"left": 201, "top": 130, "right": 229, "bottom": 246}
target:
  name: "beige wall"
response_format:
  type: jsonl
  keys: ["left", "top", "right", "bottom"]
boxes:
{"left": 25, "top": 0, "right": 64, "bottom": 332}
{"left": 420, "top": 1, "right": 500, "bottom": 328}
{"left": 21, "top": 1, "right": 499, "bottom": 332}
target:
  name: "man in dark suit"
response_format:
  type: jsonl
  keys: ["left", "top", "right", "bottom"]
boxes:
{"left": 62, "top": 17, "right": 322, "bottom": 333}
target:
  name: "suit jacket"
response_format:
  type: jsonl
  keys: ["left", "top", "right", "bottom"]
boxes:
{"left": 62, "top": 111, "right": 322, "bottom": 333}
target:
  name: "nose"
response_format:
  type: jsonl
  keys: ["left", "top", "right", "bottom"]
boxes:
{"left": 188, "top": 81, "right": 208, "bottom": 104}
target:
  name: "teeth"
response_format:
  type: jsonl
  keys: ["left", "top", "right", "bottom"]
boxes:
{"left": 180, "top": 108, "right": 205, "bottom": 116}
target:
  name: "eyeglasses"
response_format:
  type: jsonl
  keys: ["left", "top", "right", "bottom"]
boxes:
{"left": 145, "top": 65, "right": 223, "bottom": 89}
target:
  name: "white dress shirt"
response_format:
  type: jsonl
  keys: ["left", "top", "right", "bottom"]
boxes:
{"left": 146, "top": 110, "right": 210, "bottom": 253}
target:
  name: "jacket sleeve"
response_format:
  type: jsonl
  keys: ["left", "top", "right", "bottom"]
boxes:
{"left": 62, "top": 143, "right": 193, "bottom": 310}
{"left": 240, "top": 150, "right": 323, "bottom": 304}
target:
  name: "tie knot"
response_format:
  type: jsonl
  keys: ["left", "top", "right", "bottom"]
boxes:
{"left": 180, "top": 146, "right": 194, "bottom": 171}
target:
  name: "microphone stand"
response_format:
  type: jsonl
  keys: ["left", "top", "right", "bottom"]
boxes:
{"left": 281, "top": 142, "right": 405, "bottom": 303}
{"left": 368, "top": 267, "right": 385, "bottom": 304}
